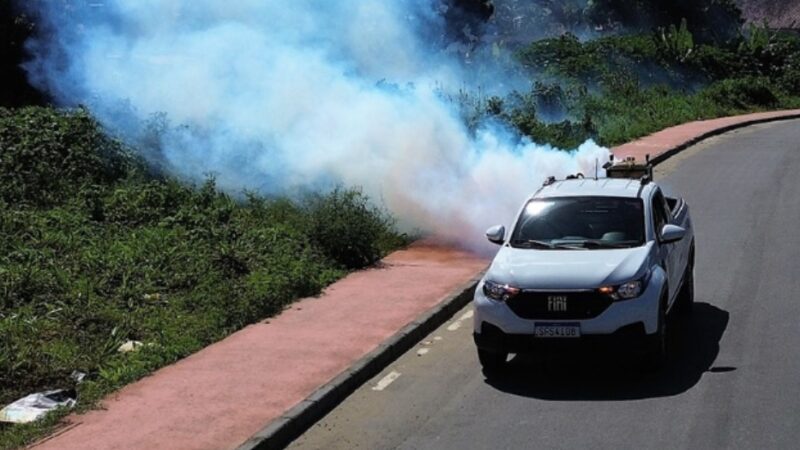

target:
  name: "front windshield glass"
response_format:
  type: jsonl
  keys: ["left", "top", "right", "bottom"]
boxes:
{"left": 510, "top": 196, "right": 645, "bottom": 249}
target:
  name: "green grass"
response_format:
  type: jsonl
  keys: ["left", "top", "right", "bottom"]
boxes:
{"left": 0, "top": 107, "right": 409, "bottom": 449}
{"left": 460, "top": 26, "right": 800, "bottom": 149}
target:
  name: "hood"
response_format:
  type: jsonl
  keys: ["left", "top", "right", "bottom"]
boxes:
{"left": 486, "top": 242, "right": 654, "bottom": 290}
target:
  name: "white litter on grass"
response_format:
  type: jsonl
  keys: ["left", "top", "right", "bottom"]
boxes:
{"left": 117, "top": 340, "right": 144, "bottom": 353}
{"left": 0, "top": 390, "right": 76, "bottom": 424}
{"left": 70, "top": 371, "right": 86, "bottom": 383}
{"left": 371, "top": 371, "right": 401, "bottom": 391}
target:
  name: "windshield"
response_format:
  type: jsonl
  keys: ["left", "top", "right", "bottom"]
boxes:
{"left": 510, "top": 196, "right": 645, "bottom": 249}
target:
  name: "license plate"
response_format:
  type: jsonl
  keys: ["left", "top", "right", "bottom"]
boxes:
{"left": 534, "top": 323, "right": 581, "bottom": 338}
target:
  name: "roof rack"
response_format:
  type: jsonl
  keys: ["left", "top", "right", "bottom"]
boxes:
{"left": 542, "top": 171, "right": 585, "bottom": 188}
{"left": 541, "top": 153, "right": 654, "bottom": 187}
{"left": 603, "top": 154, "right": 653, "bottom": 185}
{"left": 537, "top": 155, "right": 654, "bottom": 199}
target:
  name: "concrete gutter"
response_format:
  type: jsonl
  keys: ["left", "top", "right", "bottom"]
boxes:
{"left": 238, "top": 274, "right": 483, "bottom": 450}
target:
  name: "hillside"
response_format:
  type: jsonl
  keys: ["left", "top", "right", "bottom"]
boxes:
{"left": 739, "top": 0, "right": 800, "bottom": 28}
{"left": 0, "top": 107, "right": 408, "bottom": 448}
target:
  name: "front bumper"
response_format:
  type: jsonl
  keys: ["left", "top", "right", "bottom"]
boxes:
{"left": 473, "top": 278, "right": 662, "bottom": 354}
{"left": 474, "top": 322, "right": 655, "bottom": 355}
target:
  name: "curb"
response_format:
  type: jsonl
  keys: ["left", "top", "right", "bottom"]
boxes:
{"left": 237, "top": 271, "right": 485, "bottom": 450}
{"left": 632, "top": 113, "right": 800, "bottom": 165}
{"left": 238, "top": 109, "right": 800, "bottom": 450}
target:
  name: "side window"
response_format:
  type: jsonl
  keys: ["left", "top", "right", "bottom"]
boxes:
{"left": 651, "top": 190, "right": 669, "bottom": 236}
{"left": 658, "top": 192, "right": 672, "bottom": 223}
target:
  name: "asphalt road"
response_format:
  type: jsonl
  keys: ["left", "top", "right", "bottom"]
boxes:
{"left": 288, "top": 120, "right": 800, "bottom": 450}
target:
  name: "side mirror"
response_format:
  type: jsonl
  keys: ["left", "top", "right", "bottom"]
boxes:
{"left": 486, "top": 225, "right": 506, "bottom": 245}
{"left": 660, "top": 224, "right": 686, "bottom": 244}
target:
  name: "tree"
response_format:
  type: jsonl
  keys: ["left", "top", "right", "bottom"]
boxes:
{"left": 490, "top": 0, "right": 744, "bottom": 45}
{"left": 584, "top": 0, "right": 744, "bottom": 44}
{"left": 0, "top": 0, "right": 46, "bottom": 106}
{"left": 442, "top": 0, "right": 495, "bottom": 44}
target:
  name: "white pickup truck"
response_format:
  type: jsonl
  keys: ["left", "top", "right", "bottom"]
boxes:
{"left": 473, "top": 159, "right": 695, "bottom": 372}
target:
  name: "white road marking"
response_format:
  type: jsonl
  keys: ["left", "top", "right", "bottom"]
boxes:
{"left": 446, "top": 309, "right": 475, "bottom": 331}
{"left": 416, "top": 348, "right": 430, "bottom": 356}
{"left": 371, "top": 371, "right": 401, "bottom": 391}
{"left": 434, "top": 336, "right": 443, "bottom": 341}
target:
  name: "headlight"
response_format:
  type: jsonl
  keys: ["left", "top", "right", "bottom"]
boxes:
{"left": 482, "top": 280, "right": 520, "bottom": 302}
{"left": 616, "top": 280, "right": 643, "bottom": 299}
{"left": 599, "top": 269, "right": 650, "bottom": 301}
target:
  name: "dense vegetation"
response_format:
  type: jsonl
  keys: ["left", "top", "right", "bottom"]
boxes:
{"left": 0, "top": 108, "right": 408, "bottom": 448}
{"left": 459, "top": 22, "right": 800, "bottom": 148}
{"left": 460, "top": 0, "right": 744, "bottom": 47}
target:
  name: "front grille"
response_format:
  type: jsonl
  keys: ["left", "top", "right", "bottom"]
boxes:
{"left": 506, "top": 291, "right": 613, "bottom": 320}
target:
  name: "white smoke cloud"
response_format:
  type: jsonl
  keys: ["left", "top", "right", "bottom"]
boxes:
{"left": 24, "top": 0, "right": 609, "bottom": 254}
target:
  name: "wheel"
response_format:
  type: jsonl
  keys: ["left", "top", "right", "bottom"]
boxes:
{"left": 477, "top": 348, "right": 508, "bottom": 373}
{"left": 676, "top": 266, "right": 694, "bottom": 315}
{"left": 642, "top": 298, "right": 668, "bottom": 372}
{"left": 676, "top": 246, "right": 695, "bottom": 315}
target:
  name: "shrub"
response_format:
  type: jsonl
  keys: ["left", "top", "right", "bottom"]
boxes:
{"left": 305, "top": 188, "right": 401, "bottom": 269}
{"left": 690, "top": 44, "right": 744, "bottom": 80}
{"left": 780, "top": 53, "right": 800, "bottom": 95}
{"left": 517, "top": 33, "right": 604, "bottom": 80}
{"left": 655, "top": 19, "right": 695, "bottom": 63}
{"left": 702, "top": 77, "right": 779, "bottom": 110}
{"left": 0, "top": 107, "right": 137, "bottom": 207}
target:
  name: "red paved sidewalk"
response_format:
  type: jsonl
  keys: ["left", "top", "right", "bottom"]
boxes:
{"left": 33, "top": 242, "right": 487, "bottom": 450}
{"left": 612, "top": 109, "right": 800, "bottom": 161}
{"left": 32, "top": 109, "right": 800, "bottom": 450}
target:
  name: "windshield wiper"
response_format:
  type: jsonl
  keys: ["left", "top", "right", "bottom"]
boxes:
{"left": 580, "top": 240, "right": 640, "bottom": 249}
{"left": 512, "top": 240, "right": 588, "bottom": 250}
{"left": 512, "top": 239, "right": 555, "bottom": 249}
{"left": 551, "top": 243, "right": 587, "bottom": 250}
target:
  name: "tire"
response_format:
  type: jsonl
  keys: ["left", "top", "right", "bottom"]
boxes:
{"left": 642, "top": 297, "right": 668, "bottom": 372}
{"left": 477, "top": 348, "right": 508, "bottom": 373}
{"left": 676, "top": 246, "right": 695, "bottom": 316}
{"left": 676, "top": 267, "right": 694, "bottom": 315}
